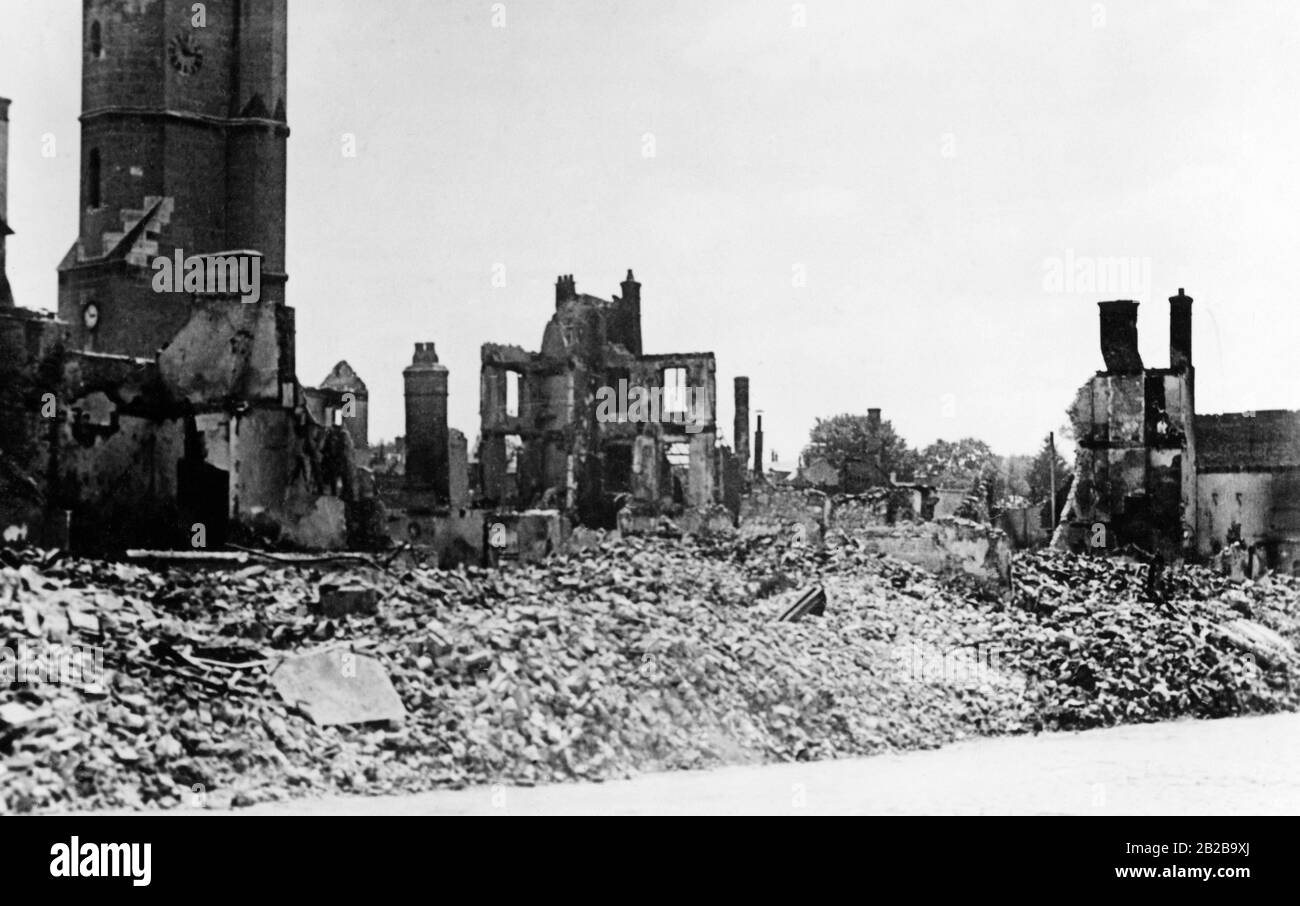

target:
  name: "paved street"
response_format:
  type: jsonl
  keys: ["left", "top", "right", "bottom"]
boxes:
{"left": 169, "top": 712, "right": 1300, "bottom": 816}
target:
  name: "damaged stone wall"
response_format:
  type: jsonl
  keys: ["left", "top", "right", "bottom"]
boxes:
{"left": 485, "top": 509, "right": 569, "bottom": 567}
{"left": 997, "top": 504, "right": 1047, "bottom": 549}
{"left": 736, "top": 484, "right": 1011, "bottom": 587}
{"left": 829, "top": 487, "right": 926, "bottom": 532}
{"left": 738, "top": 486, "right": 829, "bottom": 543}
{"left": 479, "top": 272, "right": 722, "bottom": 529}
{"left": 0, "top": 2, "right": 370, "bottom": 554}
{"left": 0, "top": 296, "right": 367, "bottom": 553}
{"left": 1054, "top": 292, "right": 1300, "bottom": 577}
{"left": 1054, "top": 298, "right": 1196, "bottom": 558}
{"left": 305, "top": 360, "right": 369, "bottom": 460}
{"left": 1194, "top": 410, "right": 1300, "bottom": 573}
{"left": 850, "top": 518, "right": 1012, "bottom": 588}
{"left": 0, "top": 308, "right": 66, "bottom": 543}
{"left": 388, "top": 507, "right": 487, "bottom": 569}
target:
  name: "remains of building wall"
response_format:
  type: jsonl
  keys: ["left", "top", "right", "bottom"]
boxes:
{"left": 307, "top": 360, "right": 369, "bottom": 459}
{"left": 0, "top": 298, "right": 366, "bottom": 552}
{"left": 1054, "top": 297, "right": 1197, "bottom": 558}
{"left": 932, "top": 487, "right": 970, "bottom": 519}
{"left": 478, "top": 273, "right": 723, "bottom": 530}
{"left": 448, "top": 428, "right": 469, "bottom": 507}
{"left": 1193, "top": 410, "right": 1300, "bottom": 574}
{"left": 828, "top": 487, "right": 926, "bottom": 531}
{"left": 485, "top": 509, "right": 569, "bottom": 566}
{"left": 616, "top": 501, "right": 735, "bottom": 536}
{"left": 388, "top": 506, "right": 486, "bottom": 569}
{"left": 738, "top": 485, "right": 829, "bottom": 543}
{"left": 851, "top": 518, "right": 1012, "bottom": 587}
{"left": 997, "top": 504, "right": 1047, "bottom": 549}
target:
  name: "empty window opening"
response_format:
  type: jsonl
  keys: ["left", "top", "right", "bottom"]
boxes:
{"left": 662, "top": 367, "right": 688, "bottom": 416}
{"left": 603, "top": 444, "right": 633, "bottom": 493}
{"left": 89, "top": 21, "right": 102, "bottom": 58}
{"left": 505, "top": 371, "right": 521, "bottom": 418}
{"left": 665, "top": 442, "right": 691, "bottom": 467}
{"left": 505, "top": 434, "right": 522, "bottom": 475}
{"left": 664, "top": 442, "right": 690, "bottom": 505}
{"left": 87, "top": 149, "right": 102, "bottom": 208}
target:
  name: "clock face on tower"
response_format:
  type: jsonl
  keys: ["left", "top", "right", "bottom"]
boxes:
{"left": 167, "top": 32, "right": 203, "bottom": 75}
{"left": 82, "top": 302, "right": 100, "bottom": 331}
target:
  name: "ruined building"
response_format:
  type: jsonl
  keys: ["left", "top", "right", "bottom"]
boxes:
{"left": 0, "top": 1, "right": 371, "bottom": 552}
{"left": 479, "top": 272, "right": 735, "bottom": 528}
{"left": 304, "top": 361, "right": 369, "bottom": 457}
{"left": 1055, "top": 291, "right": 1300, "bottom": 573}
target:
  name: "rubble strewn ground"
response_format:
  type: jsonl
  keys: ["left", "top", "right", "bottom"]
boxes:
{"left": 1, "top": 535, "right": 1297, "bottom": 814}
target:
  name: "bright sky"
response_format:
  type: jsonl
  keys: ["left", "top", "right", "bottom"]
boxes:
{"left": 3, "top": 0, "right": 1298, "bottom": 462}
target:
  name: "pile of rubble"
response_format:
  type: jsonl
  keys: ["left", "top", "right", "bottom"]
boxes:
{"left": 0, "top": 535, "right": 1296, "bottom": 813}
{"left": 1002, "top": 551, "right": 1300, "bottom": 729}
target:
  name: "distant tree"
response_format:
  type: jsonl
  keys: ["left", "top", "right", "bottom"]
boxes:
{"left": 914, "top": 438, "right": 996, "bottom": 487}
{"left": 915, "top": 438, "right": 1008, "bottom": 520}
{"left": 1003, "top": 454, "right": 1033, "bottom": 500}
{"left": 1027, "top": 434, "right": 1072, "bottom": 506}
{"left": 804, "top": 413, "right": 915, "bottom": 491}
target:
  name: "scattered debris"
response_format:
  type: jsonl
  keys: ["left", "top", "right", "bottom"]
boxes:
{"left": 0, "top": 703, "right": 38, "bottom": 727}
{"left": 270, "top": 649, "right": 406, "bottom": 726}
{"left": 0, "top": 535, "right": 1297, "bottom": 813}
{"left": 1213, "top": 619, "right": 1295, "bottom": 669}
{"left": 313, "top": 584, "right": 380, "bottom": 619}
{"left": 777, "top": 585, "right": 827, "bottom": 622}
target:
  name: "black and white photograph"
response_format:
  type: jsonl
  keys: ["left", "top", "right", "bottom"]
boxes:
{"left": 0, "top": 0, "right": 1293, "bottom": 881}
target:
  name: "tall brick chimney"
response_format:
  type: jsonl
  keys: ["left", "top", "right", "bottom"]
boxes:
{"left": 1097, "top": 300, "right": 1143, "bottom": 373}
{"left": 734, "top": 377, "right": 750, "bottom": 471}
{"left": 0, "top": 97, "right": 12, "bottom": 308}
{"left": 753, "top": 413, "right": 764, "bottom": 476}
{"left": 1169, "top": 288, "right": 1193, "bottom": 371}
{"left": 618, "top": 269, "right": 642, "bottom": 355}
{"left": 404, "top": 342, "right": 450, "bottom": 501}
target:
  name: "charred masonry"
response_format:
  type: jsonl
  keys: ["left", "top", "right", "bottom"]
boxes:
{"left": 1054, "top": 294, "right": 1300, "bottom": 574}
{"left": 0, "top": 1, "right": 1293, "bottom": 581}
{"left": 0, "top": 1, "right": 751, "bottom": 561}
{"left": 478, "top": 271, "right": 731, "bottom": 529}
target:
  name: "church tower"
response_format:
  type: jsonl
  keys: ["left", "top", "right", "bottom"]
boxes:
{"left": 58, "top": 0, "right": 289, "bottom": 358}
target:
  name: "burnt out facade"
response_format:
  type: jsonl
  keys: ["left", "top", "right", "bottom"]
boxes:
{"left": 0, "top": 2, "right": 376, "bottom": 553}
{"left": 1055, "top": 296, "right": 1197, "bottom": 557}
{"left": 479, "top": 271, "right": 725, "bottom": 527}
{"left": 1055, "top": 289, "right": 1300, "bottom": 572}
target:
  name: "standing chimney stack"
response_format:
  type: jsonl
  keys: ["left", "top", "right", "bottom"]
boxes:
{"left": 734, "top": 377, "right": 750, "bottom": 471}
{"left": 753, "top": 414, "right": 764, "bottom": 476}
{"left": 404, "top": 342, "right": 450, "bottom": 502}
{"left": 0, "top": 97, "right": 12, "bottom": 308}
{"left": 1097, "top": 300, "right": 1143, "bottom": 373}
{"left": 1169, "top": 288, "right": 1193, "bottom": 371}
{"left": 618, "top": 269, "right": 642, "bottom": 356}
